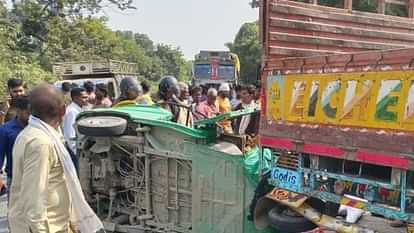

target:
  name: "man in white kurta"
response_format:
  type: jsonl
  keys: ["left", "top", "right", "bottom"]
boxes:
{"left": 9, "top": 84, "right": 73, "bottom": 233}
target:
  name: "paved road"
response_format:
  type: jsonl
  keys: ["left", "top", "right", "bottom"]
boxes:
{"left": 0, "top": 194, "right": 8, "bottom": 233}
{"left": 0, "top": 189, "right": 406, "bottom": 233}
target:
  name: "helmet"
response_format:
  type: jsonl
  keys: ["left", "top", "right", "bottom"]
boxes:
{"left": 158, "top": 76, "right": 180, "bottom": 100}
{"left": 120, "top": 77, "right": 142, "bottom": 97}
{"left": 219, "top": 83, "right": 230, "bottom": 92}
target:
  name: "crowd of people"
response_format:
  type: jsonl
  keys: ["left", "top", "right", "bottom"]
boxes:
{"left": 156, "top": 76, "right": 261, "bottom": 134}
{"left": 0, "top": 76, "right": 261, "bottom": 232}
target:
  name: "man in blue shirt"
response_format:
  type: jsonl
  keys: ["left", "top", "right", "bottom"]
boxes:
{"left": 0, "top": 79, "right": 25, "bottom": 125}
{"left": 0, "top": 95, "right": 30, "bottom": 189}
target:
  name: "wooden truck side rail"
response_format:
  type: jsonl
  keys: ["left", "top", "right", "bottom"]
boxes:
{"left": 259, "top": 0, "right": 414, "bottom": 60}
{"left": 263, "top": 48, "right": 414, "bottom": 74}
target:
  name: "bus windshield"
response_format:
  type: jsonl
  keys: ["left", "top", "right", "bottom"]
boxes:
{"left": 194, "top": 64, "right": 211, "bottom": 79}
{"left": 218, "top": 64, "right": 235, "bottom": 80}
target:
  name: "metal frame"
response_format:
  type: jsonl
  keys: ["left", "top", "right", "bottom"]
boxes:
{"left": 265, "top": 147, "right": 414, "bottom": 225}
{"left": 53, "top": 60, "right": 138, "bottom": 77}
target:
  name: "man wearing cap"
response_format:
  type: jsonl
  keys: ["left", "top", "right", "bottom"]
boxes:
{"left": 217, "top": 83, "right": 233, "bottom": 134}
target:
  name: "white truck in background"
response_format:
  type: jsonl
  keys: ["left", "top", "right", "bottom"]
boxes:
{"left": 53, "top": 60, "right": 138, "bottom": 99}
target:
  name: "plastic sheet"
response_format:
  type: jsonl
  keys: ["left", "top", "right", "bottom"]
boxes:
{"left": 244, "top": 147, "right": 272, "bottom": 186}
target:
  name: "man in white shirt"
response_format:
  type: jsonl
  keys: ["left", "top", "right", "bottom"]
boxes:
{"left": 233, "top": 85, "right": 259, "bottom": 136}
{"left": 63, "top": 87, "right": 88, "bottom": 154}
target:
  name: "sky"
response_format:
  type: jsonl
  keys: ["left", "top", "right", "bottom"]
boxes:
{"left": 104, "top": 0, "right": 258, "bottom": 59}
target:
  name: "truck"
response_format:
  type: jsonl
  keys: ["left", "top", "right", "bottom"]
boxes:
{"left": 255, "top": 48, "right": 414, "bottom": 233}
{"left": 192, "top": 50, "right": 240, "bottom": 88}
{"left": 253, "top": 0, "right": 414, "bottom": 232}
{"left": 53, "top": 60, "right": 138, "bottom": 99}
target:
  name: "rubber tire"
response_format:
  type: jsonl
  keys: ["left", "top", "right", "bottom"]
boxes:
{"left": 268, "top": 206, "right": 317, "bottom": 233}
{"left": 77, "top": 116, "right": 128, "bottom": 137}
{"left": 248, "top": 171, "right": 272, "bottom": 221}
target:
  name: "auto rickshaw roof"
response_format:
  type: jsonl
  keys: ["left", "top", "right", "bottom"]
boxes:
{"left": 78, "top": 105, "right": 214, "bottom": 140}
{"left": 77, "top": 104, "right": 259, "bottom": 141}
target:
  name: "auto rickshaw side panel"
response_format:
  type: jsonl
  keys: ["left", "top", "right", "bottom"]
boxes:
{"left": 189, "top": 142, "right": 274, "bottom": 233}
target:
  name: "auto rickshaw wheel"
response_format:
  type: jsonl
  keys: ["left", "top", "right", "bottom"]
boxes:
{"left": 77, "top": 116, "right": 128, "bottom": 136}
{"left": 268, "top": 205, "right": 317, "bottom": 233}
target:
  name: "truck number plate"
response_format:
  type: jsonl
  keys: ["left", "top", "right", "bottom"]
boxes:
{"left": 271, "top": 167, "right": 300, "bottom": 192}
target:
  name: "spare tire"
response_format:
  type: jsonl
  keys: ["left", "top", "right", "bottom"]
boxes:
{"left": 268, "top": 206, "right": 317, "bottom": 233}
{"left": 77, "top": 116, "right": 128, "bottom": 137}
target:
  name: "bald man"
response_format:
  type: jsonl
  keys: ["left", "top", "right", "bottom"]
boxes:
{"left": 196, "top": 88, "right": 219, "bottom": 119}
{"left": 9, "top": 84, "right": 73, "bottom": 233}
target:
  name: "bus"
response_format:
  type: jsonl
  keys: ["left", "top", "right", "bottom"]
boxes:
{"left": 192, "top": 50, "right": 240, "bottom": 88}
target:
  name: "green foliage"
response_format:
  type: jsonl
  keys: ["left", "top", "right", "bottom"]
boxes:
{"left": 226, "top": 22, "right": 262, "bottom": 84}
{"left": 134, "top": 33, "right": 155, "bottom": 54}
{"left": 0, "top": 1, "right": 6, "bottom": 18}
{"left": 0, "top": 31, "right": 55, "bottom": 98}
{"left": 0, "top": 0, "right": 189, "bottom": 98}
{"left": 0, "top": 2, "right": 55, "bottom": 98}
{"left": 0, "top": 61, "right": 55, "bottom": 98}
{"left": 11, "top": 0, "right": 135, "bottom": 48}
{"left": 155, "top": 44, "right": 189, "bottom": 81}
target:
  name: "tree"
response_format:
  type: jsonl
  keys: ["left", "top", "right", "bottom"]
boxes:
{"left": 154, "top": 44, "right": 189, "bottom": 81}
{"left": 226, "top": 22, "right": 262, "bottom": 84}
{"left": 0, "top": 1, "right": 6, "bottom": 17}
{"left": 10, "top": 0, "right": 136, "bottom": 59}
{"left": 0, "top": 0, "right": 190, "bottom": 97}
{"left": 0, "top": 0, "right": 55, "bottom": 98}
{"left": 134, "top": 33, "right": 154, "bottom": 54}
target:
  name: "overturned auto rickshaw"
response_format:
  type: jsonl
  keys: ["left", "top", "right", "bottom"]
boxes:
{"left": 75, "top": 104, "right": 274, "bottom": 233}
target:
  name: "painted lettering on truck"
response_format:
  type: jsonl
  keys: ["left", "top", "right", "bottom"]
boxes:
{"left": 265, "top": 70, "right": 414, "bottom": 131}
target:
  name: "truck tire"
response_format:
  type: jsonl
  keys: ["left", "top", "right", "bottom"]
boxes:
{"left": 268, "top": 206, "right": 317, "bottom": 233}
{"left": 77, "top": 116, "right": 128, "bottom": 137}
{"left": 248, "top": 171, "right": 272, "bottom": 221}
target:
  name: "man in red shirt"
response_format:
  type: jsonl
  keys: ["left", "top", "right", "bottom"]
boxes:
{"left": 196, "top": 88, "right": 219, "bottom": 119}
